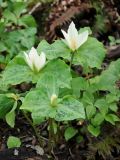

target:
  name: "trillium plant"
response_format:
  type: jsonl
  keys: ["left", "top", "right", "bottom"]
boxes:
{"left": 0, "top": 21, "right": 120, "bottom": 150}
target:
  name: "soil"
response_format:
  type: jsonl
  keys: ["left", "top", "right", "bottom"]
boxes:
{"left": 0, "top": 116, "right": 120, "bottom": 160}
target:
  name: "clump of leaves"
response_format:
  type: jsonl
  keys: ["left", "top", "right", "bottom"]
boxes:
{"left": 0, "top": 1, "right": 37, "bottom": 68}
{"left": 91, "top": 0, "right": 109, "bottom": 34}
{"left": 108, "top": 36, "right": 120, "bottom": 46}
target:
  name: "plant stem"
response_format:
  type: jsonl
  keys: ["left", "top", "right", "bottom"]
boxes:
{"left": 48, "top": 118, "right": 55, "bottom": 153}
{"left": 22, "top": 111, "right": 43, "bottom": 147}
{"left": 70, "top": 50, "right": 77, "bottom": 68}
{"left": 56, "top": 122, "right": 61, "bottom": 143}
{"left": 70, "top": 52, "right": 74, "bottom": 68}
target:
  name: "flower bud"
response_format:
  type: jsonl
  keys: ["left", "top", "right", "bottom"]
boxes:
{"left": 50, "top": 94, "right": 58, "bottom": 107}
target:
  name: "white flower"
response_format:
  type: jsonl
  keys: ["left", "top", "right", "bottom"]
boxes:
{"left": 50, "top": 94, "right": 58, "bottom": 106}
{"left": 61, "top": 21, "right": 89, "bottom": 51}
{"left": 24, "top": 47, "right": 46, "bottom": 72}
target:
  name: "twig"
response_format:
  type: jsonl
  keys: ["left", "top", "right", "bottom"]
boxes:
{"left": 29, "top": 2, "right": 41, "bottom": 15}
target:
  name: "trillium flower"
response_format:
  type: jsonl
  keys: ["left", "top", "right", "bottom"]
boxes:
{"left": 61, "top": 21, "right": 89, "bottom": 51}
{"left": 50, "top": 94, "right": 58, "bottom": 107}
{"left": 24, "top": 47, "right": 46, "bottom": 72}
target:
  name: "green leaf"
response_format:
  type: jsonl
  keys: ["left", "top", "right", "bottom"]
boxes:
{"left": 0, "top": 0, "right": 3, "bottom": 5}
{"left": 21, "top": 37, "right": 35, "bottom": 49}
{"left": 32, "top": 116, "right": 45, "bottom": 125}
{"left": 109, "top": 103, "right": 118, "bottom": 112}
{"left": 21, "top": 81, "right": 58, "bottom": 122}
{"left": 59, "top": 88, "right": 72, "bottom": 98}
{"left": 5, "top": 101, "right": 17, "bottom": 128}
{"left": 0, "top": 22, "right": 5, "bottom": 34}
{"left": 55, "top": 96, "right": 85, "bottom": 121}
{"left": 2, "top": 55, "right": 34, "bottom": 86}
{"left": 19, "top": 28, "right": 37, "bottom": 38}
{"left": 88, "top": 124, "right": 100, "bottom": 137}
{"left": 19, "top": 28, "right": 37, "bottom": 49}
{"left": 0, "top": 55, "right": 5, "bottom": 63}
{"left": 18, "top": 15, "right": 36, "bottom": 27}
{"left": 64, "top": 127, "right": 78, "bottom": 141}
{"left": 86, "top": 105, "right": 96, "bottom": 119}
{"left": 79, "top": 27, "right": 92, "bottom": 35}
{"left": 37, "top": 59, "right": 72, "bottom": 89}
{"left": 89, "top": 76, "right": 100, "bottom": 92}
{"left": 105, "top": 114, "right": 119, "bottom": 125}
{"left": 89, "top": 59, "right": 120, "bottom": 92}
{"left": 0, "top": 94, "right": 14, "bottom": 119}
{"left": 13, "top": 2, "right": 26, "bottom": 17}
{"left": 7, "top": 136, "right": 21, "bottom": 149}
{"left": 116, "top": 39, "right": 120, "bottom": 44}
{"left": 106, "top": 91, "right": 120, "bottom": 103}
{"left": 36, "top": 73, "right": 59, "bottom": 97}
{"left": 91, "top": 113, "right": 104, "bottom": 126}
{"left": 108, "top": 36, "right": 115, "bottom": 42}
{"left": 71, "top": 77, "right": 88, "bottom": 98}
{"left": 3, "top": 10, "right": 17, "bottom": 24}
{"left": 37, "top": 40, "right": 70, "bottom": 60}
{"left": 97, "top": 59, "right": 120, "bottom": 91}
{"left": 82, "top": 91, "right": 94, "bottom": 105}
{"left": 21, "top": 89, "right": 85, "bottom": 123}
{"left": 76, "top": 135, "right": 84, "bottom": 143}
{"left": 0, "top": 42, "right": 7, "bottom": 52}
{"left": 7, "top": 30, "right": 22, "bottom": 42}
{"left": 73, "top": 37, "right": 106, "bottom": 70}
{"left": 95, "top": 99, "right": 108, "bottom": 116}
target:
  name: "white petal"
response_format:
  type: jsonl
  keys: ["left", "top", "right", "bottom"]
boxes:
{"left": 68, "top": 21, "right": 78, "bottom": 42}
{"left": 61, "top": 30, "right": 70, "bottom": 43}
{"left": 61, "top": 29, "right": 73, "bottom": 50}
{"left": 29, "top": 47, "right": 39, "bottom": 64}
{"left": 24, "top": 52, "right": 33, "bottom": 70}
{"left": 36, "top": 52, "right": 46, "bottom": 71}
{"left": 77, "top": 30, "right": 89, "bottom": 48}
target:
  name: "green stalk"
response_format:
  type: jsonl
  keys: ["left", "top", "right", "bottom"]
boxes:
{"left": 48, "top": 118, "right": 55, "bottom": 153}
{"left": 22, "top": 111, "right": 43, "bottom": 147}
{"left": 70, "top": 50, "right": 77, "bottom": 68}
{"left": 56, "top": 122, "right": 61, "bottom": 143}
